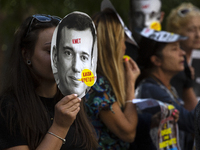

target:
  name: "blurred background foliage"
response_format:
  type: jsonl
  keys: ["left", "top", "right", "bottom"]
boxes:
{"left": 0, "top": 0, "right": 200, "bottom": 69}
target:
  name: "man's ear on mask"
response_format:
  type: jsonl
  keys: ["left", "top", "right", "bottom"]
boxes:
{"left": 52, "top": 45, "right": 58, "bottom": 68}
{"left": 160, "top": 11, "right": 165, "bottom": 23}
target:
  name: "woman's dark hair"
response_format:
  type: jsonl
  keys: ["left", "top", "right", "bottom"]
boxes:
{"left": 0, "top": 15, "right": 97, "bottom": 150}
{"left": 136, "top": 37, "right": 167, "bottom": 86}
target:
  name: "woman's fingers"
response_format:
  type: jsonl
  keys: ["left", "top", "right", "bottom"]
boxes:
{"left": 124, "top": 58, "right": 140, "bottom": 81}
{"left": 124, "top": 58, "right": 140, "bottom": 73}
{"left": 124, "top": 57, "right": 130, "bottom": 71}
{"left": 64, "top": 102, "right": 81, "bottom": 112}
{"left": 56, "top": 95, "right": 81, "bottom": 113}
{"left": 53, "top": 94, "right": 82, "bottom": 129}
{"left": 172, "top": 109, "right": 179, "bottom": 122}
{"left": 58, "top": 94, "right": 80, "bottom": 105}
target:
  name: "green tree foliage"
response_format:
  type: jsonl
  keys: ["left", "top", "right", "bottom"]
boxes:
{"left": 0, "top": 0, "right": 128, "bottom": 52}
{"left": 161, "top": 0, "right": 200, "bottom": 30}
{"left": 0, "top": 0, "right": 200, "bottom": 53}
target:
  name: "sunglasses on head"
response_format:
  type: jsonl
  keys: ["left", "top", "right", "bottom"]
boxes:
{"left": 25, "top": 14, "right": 61, "bottom": 37}
{"left": 177, "top": 7, "right": 200, "bottom": 17}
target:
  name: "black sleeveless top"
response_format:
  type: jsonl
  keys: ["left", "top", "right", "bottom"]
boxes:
{"left": 0, "top": 96, "right": 83, "bottom": 150}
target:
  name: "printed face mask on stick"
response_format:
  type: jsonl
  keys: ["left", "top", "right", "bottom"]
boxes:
{"left": 51, "top": 11, "right": 98, "bottom": 98}
{"left": 131, "top": 0, "right": 162, "bottom": 30}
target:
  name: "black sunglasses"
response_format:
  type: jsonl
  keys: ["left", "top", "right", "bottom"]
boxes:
{"left": 25, "top": 14, "right": 61, "bottom": 37}
{"left": 177, "top": 7, "right": 200, "bottom": 17}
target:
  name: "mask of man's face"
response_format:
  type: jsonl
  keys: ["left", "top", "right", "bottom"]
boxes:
{"left": 51, "top": 12, "right": 98, "bottom": 98}
{"left": 131, "top": 0, "right": 161, "bottom": 28}
{"left": 57, "top": 27, "right": 93, "bottom": 98}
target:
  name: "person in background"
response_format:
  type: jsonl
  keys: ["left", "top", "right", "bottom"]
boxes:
{"left": 166, "top": 4, "right": 200, "bottom": 149}
{"left": 85, "top": 8, "right": 140, "bottom": 150}
{"left": 125, "top": 0, "right": 165, "bottom": 70}
{"left": 128, "top": 1, "right": 179, "bottom": 149}
{"left": 195, "top": 97, "right": 200, "bottom": 149}
{"left": 129, "top": 0, "right": 164, "bottom": 42}
{"left": 135, "top": 28, "right": 194, "bottom": 150}
{"left": 166, "top": 2, "right": 200, "bottom": 110}
{"left": 0, "top": 14, "right": 97, "bottom": 150}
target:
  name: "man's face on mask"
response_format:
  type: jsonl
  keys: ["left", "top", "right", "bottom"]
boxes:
{"left": 131, "top": 0, "right": 162, "bottom": 28}
{"left": 56, "top": 27, "right": 93, "bottom": 97}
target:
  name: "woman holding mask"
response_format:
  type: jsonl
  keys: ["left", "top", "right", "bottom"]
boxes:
{"left": 0, "top": 14, "right": 97, "bottom": 150}
{"left": 85, "top": 8, "right": 140, "bottom": 150}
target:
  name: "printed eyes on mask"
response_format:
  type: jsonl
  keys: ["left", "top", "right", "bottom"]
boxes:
{"left": 64, "top": 50, "right": 73, "bottom": 57}
{"left": 80, "top": 55, "right": 89, "bottom": 62}
{"left": 64, "top": 49, "right": 89, "bottom": 62}
{"left": 133, "top": 11, "right": 145, "bottom": 19}
{"left": 149, "top": 11, "right": 161, "bottom": 20}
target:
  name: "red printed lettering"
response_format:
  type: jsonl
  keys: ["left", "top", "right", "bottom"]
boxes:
{"left": 142, "top": 4, "right": 150, "bottom": 9}
{"left": 145, "top": 28, "right": 150, "bottom": 33}
{"left": 83, "top": 72, "right": 91, "bottom": 77}
{"left": 72, "top": 38, "right": 81, "bottom": 44}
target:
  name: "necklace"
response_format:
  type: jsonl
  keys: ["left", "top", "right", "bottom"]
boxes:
{"left": 150, "top": 75, "right": 184, "bottom": 106}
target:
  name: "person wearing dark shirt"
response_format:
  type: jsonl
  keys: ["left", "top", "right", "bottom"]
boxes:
{"left": 0, "top": 14, "right": 97, "bottom": 150}
{"left": 135, "top": 28, "right": 193, "bottom": 149}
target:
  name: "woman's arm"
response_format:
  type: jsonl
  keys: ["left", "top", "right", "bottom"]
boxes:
{"left": 99, "top": 58, "right": 140, "bottom": 143}
{"left": 4, "top": 94, "right": 81, "bottom": 150}
{"left": 99, "top": 99, "right": 137, "bottom": 143}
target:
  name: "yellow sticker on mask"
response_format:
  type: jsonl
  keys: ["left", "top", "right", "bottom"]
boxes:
{"left": 78, "top": 69, "right": 95, "bottom": 87}
{"left": 150, "top": 21, "right": 161, "bottom": 31}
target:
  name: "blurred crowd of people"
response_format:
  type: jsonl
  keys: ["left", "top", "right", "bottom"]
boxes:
{"left": 0, "top": 0, "right": 200, "bottom": 150}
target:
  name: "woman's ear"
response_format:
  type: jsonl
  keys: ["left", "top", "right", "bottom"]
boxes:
{"left": 150, "top": 55, "right": 162, "bottom": 67}
{"left": 21, "top": 48, "right": 31, "bottom": 64}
